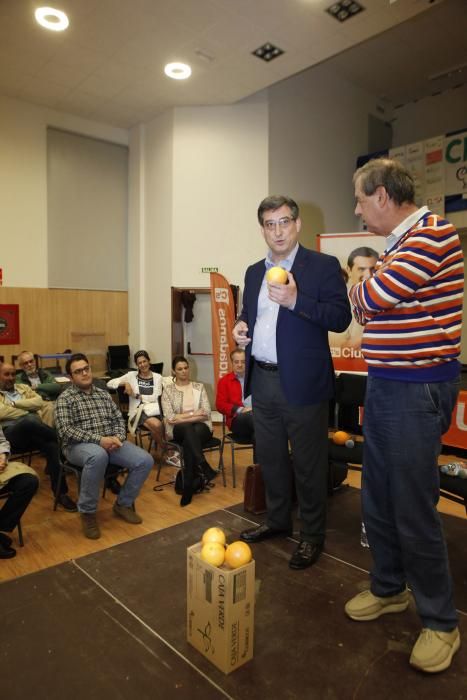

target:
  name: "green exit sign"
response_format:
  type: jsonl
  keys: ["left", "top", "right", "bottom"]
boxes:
{"left": 201, "top": 267, "right": 218, "bottom": 273}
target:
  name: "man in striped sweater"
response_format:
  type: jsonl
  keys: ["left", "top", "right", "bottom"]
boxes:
{"left": 344, "top": 158, "right": 463, "bottom": 674}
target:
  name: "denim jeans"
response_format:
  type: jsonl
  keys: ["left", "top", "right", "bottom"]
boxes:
{"left": 66, "top": 440, "right": 153, "bottom": 513}
{"left": 362, "top": 376, "right": 459, "bottom": 631}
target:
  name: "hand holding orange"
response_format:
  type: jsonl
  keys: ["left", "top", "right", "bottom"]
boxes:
{"left": 266, "top": 266, "right": 288, "bottom": 284}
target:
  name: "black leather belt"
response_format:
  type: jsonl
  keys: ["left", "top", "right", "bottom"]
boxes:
{"left": 255, "top": 360, "right": 279, "bottom": 371}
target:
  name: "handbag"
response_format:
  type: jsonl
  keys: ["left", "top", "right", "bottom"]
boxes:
{"left": 243, "top": 463, "right": 267, "bottom": 514}
{"left": 141, "top": 401, "right": 160, "bottom": 417}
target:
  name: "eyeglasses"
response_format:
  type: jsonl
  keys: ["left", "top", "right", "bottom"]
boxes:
{"left": 71, "top": 365, "right": 91, "bottom": 376}
{"left": 263, "top": 216, "right": 295, "bottom": 232}
{"left": 21, "top": 358, "right": 35, "bottom": 366}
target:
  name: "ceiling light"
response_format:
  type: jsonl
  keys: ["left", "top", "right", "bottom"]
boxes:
{"left": 252, "top": 42, "right": 284, "bottom": 62}
{"left": 164, "top": 62, "right": 192, "bottom": 80}
{"left": 35, "top": 6, "right": 69, "bottom": 31}
{"left": 326, "top": 1, "right": 364, "bottom": 22}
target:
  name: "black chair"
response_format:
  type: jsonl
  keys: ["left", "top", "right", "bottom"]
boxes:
{"left": 0, "top": 488, "right": 24, "bottom": 546}
{"left": 439, "top": 472, "right": 467, "bottom": 515}
{"left": 107, "top": 345, "right": 131, "bottom": 375}
{"left": 220, "top": 415, "right": 254, "bottom": 488}
{"left": 53, "top": 461, "right": 128, "bottom": 511}
{"left": 328, "top": 373, "right": 366, "bottom": 467}
{"left": 150, "top": 362, "right": 164, "bottom": 375}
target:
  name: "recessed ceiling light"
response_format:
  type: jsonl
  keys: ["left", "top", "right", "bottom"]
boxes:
{"left": 164, "top": 62, "right": 192, "bottom": 80}
{"left": 252, "top": 42, "right": 284, "bottom": 62}
{"left": 35, "top": 6, "right": 69, "bottom": 31}
{"left": 326, "top": 1, "right": 364, "bottom": 22}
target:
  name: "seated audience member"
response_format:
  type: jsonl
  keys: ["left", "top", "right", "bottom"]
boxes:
{"left": 216, "top": 348, "right": 254, "bottom": 445}
{"left": 55, "top": 354, "right": 154, "bottom": 540}
{"left": 15, "top": 351, "right": 62, "bottom": 401}
{"left": 0, "top": 425, "right": 39, "bottom": 559}
{"left": 0, "top": 362, "right": 75, "bottom": 512}
{"left": 161, "top": 356, "right": 217, "bottom": 507}
{"left": 107, "top": 350, "right": 166, "bottom": 456}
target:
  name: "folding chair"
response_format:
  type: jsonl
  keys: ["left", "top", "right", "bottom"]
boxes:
{"left": 53, "top": 460, "right": 128, "bottom": 511}
{"left": 220, "top": 415, "right": 254, "bottom": 488}
{"left": 0, "top": 488, "right": 24, "bottom": 546}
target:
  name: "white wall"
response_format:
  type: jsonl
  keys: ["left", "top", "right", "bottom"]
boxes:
{"left": 128, "top": 94, "right": 269, "bottom": 373}
{"left": 172, "top": 92, "right": 269, "bottom": 287}
{"left": 0, "top": 95, "right": 128, "bottom": 288}
{"left": 136, "top": 110, "right": 174, "bottom": 370}
{"left": 268, "top": 62, "right": 379, "bottom": 240}
{"left": 392, "top": 86, "right": 467, "bottom": 146}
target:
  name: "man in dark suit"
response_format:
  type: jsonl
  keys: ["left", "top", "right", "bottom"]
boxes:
{"left": 233, "top": 195, "right": 350, "bottom": 569}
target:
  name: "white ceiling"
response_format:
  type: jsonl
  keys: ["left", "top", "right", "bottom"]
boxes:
{"left": 0, "top": 0, "right": 464, "bottom": 128}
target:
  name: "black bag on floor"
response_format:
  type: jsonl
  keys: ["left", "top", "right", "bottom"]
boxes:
{"left": 174, "top": 470, "right": 204, "bottom": 496}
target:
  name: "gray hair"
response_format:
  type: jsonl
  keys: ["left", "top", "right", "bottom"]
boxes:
{"left": 353, "top": 158, "right": 415, "bottom": 206}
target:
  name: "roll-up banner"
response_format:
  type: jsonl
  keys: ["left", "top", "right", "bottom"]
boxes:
{"left": 210, "top": 272, "right": 236, "bottom": 393}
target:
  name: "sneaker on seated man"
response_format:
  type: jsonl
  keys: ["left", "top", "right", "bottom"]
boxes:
{"left": 0, "top": 362, "right": 76, "bottom": 512}
{"left": 0, "top": 425, "right": 39, "bottom": 559}
{"left": 55, "top": 354, "right": 154, "bottom": 540}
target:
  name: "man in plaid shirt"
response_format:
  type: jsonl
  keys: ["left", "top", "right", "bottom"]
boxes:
{"left": 55, "top": 353, "right": 153, "bottom": 539}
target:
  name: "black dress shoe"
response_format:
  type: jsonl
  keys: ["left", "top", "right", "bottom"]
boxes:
{"left": 240, "top": 523, "right": 292, "bottom": 544}
{"left": 0, "top": 532, "right": 13, "bottom": 548}
{"left": 57, "top": 494, "right": 78, "bottom": 512}
{"left": 0, "top": 541, "right": 16, "bottom": 559}
{"left": 289, "top": 541, "right": 323, "bottom": 570}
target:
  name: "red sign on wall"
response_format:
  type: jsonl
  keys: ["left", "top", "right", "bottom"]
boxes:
{"left": 0, "top": 304, "right": 20, "bottom": 344}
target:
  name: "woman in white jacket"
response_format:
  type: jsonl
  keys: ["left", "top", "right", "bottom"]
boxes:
{"left": 162, "top": 355, "right": 218, "bottom": 506}
{"left": 107, "top": 350, "right": 165, "bottom": 456}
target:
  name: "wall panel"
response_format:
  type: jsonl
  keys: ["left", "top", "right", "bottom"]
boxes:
{"left": 0, "top": 288, "right": 128, "bottom": 373}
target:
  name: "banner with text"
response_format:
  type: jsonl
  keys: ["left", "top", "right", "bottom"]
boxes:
{"left": 317, "top": 233, "right": 386, "bottom": 372}
{"left": 210, "top": 272, "right": 236, "bottom": 393}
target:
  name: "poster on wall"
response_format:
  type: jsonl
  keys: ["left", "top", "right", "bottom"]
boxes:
{"left": 424, "top": 135, "right": 445, "bottom": 216}
{"left": 406, "top": 141, "right": 425, "bottom": 206}
{"left": 0, "top": 304, "right": 20, "bottom": 345}
{"left": 388, "top": 145, "right": 406, "bottom": 165}
{"left": 444, "top": 129, "right": 467, "bottom": 196}
{"left": 317, "top": 233, "right": 386, "bottom": 372}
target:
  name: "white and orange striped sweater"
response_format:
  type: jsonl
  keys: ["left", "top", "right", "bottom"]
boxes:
{"left": 349, "top": 209, "right": 464, "bottom": 382}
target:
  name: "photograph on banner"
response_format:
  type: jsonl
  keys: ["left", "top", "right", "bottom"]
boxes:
{"left": 317, "top": 233, "right": 385, "bottom": 372}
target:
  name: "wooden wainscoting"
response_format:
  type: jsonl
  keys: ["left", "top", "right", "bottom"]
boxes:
{"left": 0, "top": 287, "right": 128, "bottom": 372}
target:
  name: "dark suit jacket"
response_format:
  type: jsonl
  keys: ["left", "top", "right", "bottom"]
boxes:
{"left": 239, "top": 244, "right": 351, "bottom": 406}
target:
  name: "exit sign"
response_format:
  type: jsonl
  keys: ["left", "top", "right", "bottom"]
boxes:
{"left": 201, "top": 267, "right": 218, "bottom": 273}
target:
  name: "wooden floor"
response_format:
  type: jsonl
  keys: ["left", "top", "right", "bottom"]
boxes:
{"left": 1, "top": 425, "right": 465, "bottom": 583}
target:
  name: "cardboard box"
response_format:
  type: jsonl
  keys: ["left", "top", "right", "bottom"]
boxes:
{"left": 187, "top": 542, "right": 255, "bottom": 674}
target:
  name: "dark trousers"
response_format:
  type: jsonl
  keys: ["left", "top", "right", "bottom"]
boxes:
{"left": 231, "top": 411, "right": 255, "bottom": 442}
{"left": 3, "top": 415, "right": 67, "bottom": 494}
{"left": 363, "top": 376, "right": 459, "bottom": 630}
{"left": 0, "top": 474, "right": 39, "bottom": 532}
{"left": 251, "top": 364, "right": 329, "bottom": 544}
{"left": 173, "top": 422, "right": 212, "bottom": 494}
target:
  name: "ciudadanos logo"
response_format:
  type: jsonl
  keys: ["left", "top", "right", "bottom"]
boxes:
{"left": 456, "top": 166, "right": 467, "bottom": 190}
